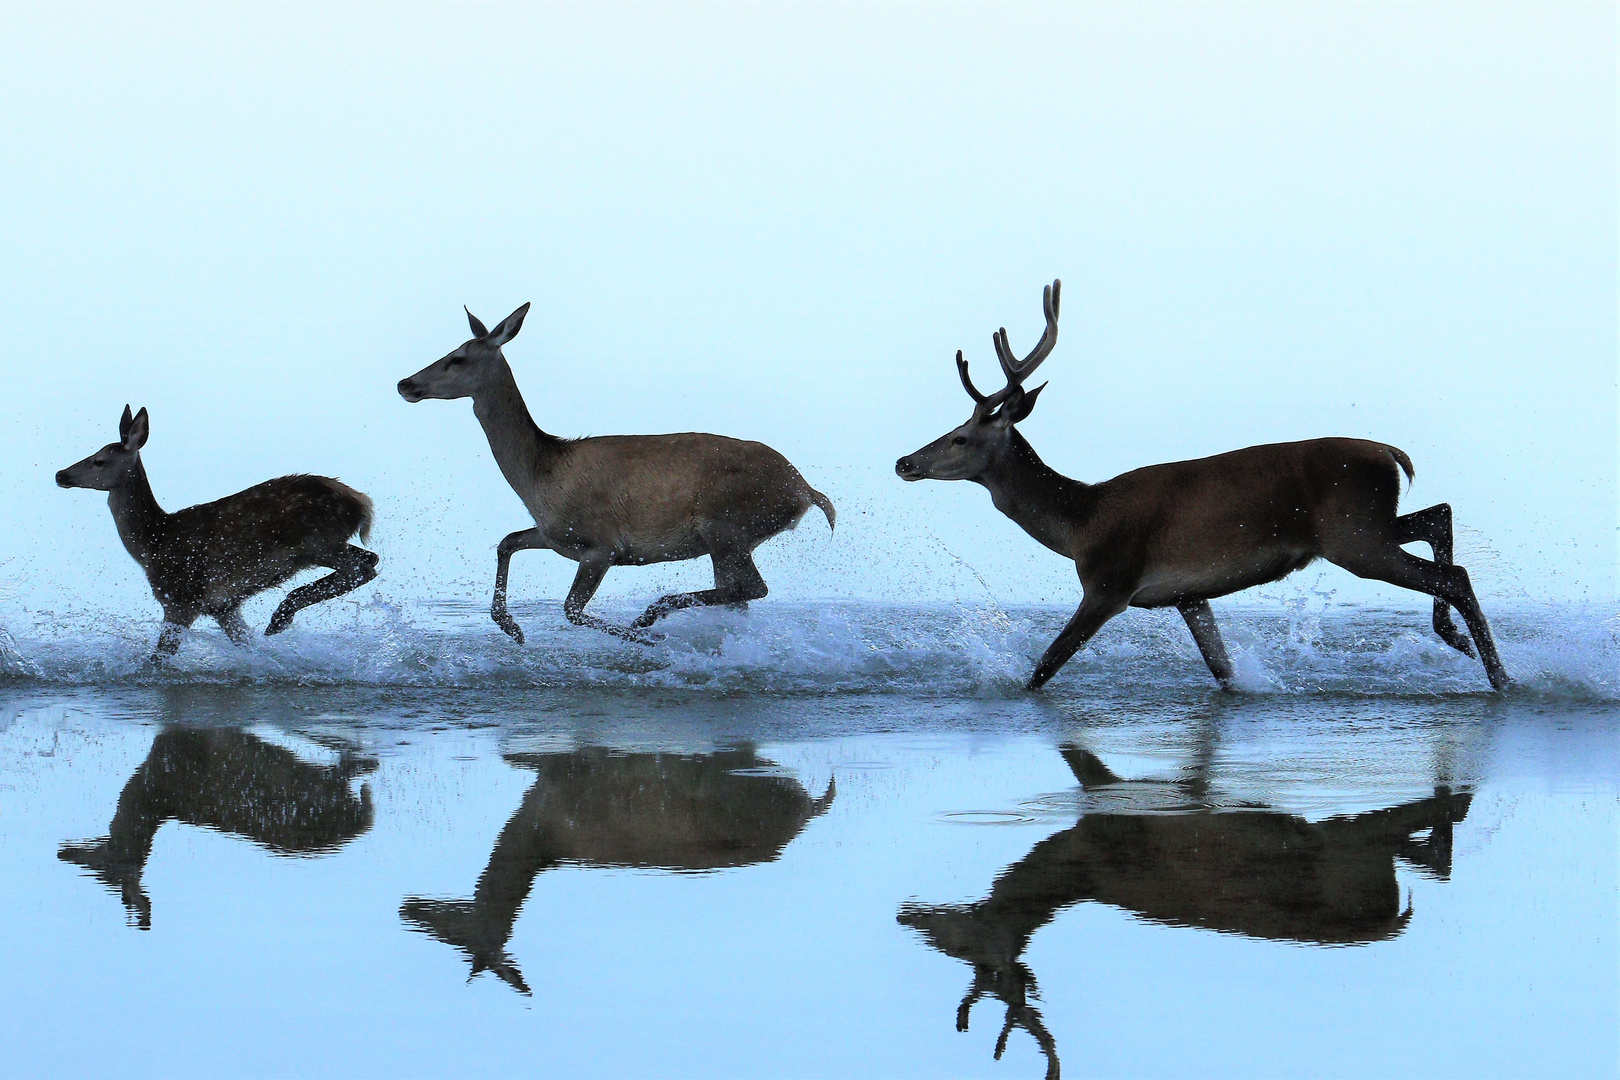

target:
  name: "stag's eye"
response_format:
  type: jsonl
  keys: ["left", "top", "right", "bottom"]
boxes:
{"left": 951, "top": 436, "right": 968, "bottom": 446}
{"left": 93, "top": 457, "right": 108, "bottom": 466}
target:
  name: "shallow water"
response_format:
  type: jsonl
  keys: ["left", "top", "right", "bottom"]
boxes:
{"left": 0, "top": 604, "right": 1616, "bottom": 1078}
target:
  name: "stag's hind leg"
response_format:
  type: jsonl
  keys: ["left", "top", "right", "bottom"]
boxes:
{"left": 630, "top": 545, "right": 769, "bottom": 630}
{"left": 1394, "top": 503, "right": 1474, "bottom": 657}
{"left": 1326, "top": 547, "right": 1509, "bottom": 691}
{"left": 265, "top": 545, "right": 379, "bottom": 636}
{"left": 1178, "top": 599, "right": 1235, "bottom": 688}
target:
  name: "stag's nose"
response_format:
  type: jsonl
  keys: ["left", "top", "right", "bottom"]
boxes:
{"left": 55, "top": 469, "right": 72, "bottom": 488}
{"left": 397, "top": 378, "right": 421, "bottom": 402}
{"left": 895, "top": 456, "right": 921, "bottom": 481}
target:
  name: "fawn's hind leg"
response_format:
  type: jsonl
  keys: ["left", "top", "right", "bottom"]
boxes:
{"left": 216, "top": 606, "right": 250, "bottom": 646}
{"left": 1393, "top": 503, "right": 1474, "bottom": 657}
{"left": 265, "top": 546, "right": 379, "bottom": 636}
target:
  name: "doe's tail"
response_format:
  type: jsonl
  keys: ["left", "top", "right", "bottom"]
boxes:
{"left": 807, "top": 487, "right": 836, "bottom": 533}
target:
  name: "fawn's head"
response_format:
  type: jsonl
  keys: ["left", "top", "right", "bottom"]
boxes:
{"left": 896, "top": 280, "right": 1059, "bottom": 483}
{"left": 398, "top": 303, "right": 530, "bottom": 403}
{"left": 56, "top": 406, "right": 149, "bottom": 491}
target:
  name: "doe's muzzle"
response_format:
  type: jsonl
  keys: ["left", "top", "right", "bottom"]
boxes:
{"left": 895, "top": 456, "right": 922, "bottom": 481}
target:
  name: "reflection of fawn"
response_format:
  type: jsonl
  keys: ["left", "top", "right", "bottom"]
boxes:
{"left": 900, "top": 744, "right": 1472, "bottom": 1080}
{"left": 402, "top": 745, "right": 834, "bottom": 994}
{"left": 59, "top": 727, "right": 376, "bottom": 928}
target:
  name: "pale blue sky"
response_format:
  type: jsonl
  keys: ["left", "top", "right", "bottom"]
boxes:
{"left": 1, "top": 2, "right": 1613, "bottom": 617}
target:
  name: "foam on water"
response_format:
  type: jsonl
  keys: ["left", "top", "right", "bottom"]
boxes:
{"left": 0, "top": 594, "right": 1613, "bottom": 701}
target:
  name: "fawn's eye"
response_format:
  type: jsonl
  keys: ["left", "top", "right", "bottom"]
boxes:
{"left": 952, "top": 436, "right": 968, "bottom": 446}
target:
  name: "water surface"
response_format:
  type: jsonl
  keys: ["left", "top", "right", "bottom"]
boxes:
{"left": 0, "top": 604, "right": 1615, "bottom": 1078}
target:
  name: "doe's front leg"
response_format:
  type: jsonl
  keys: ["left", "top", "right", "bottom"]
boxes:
{"left": 491, "top": 527, "right": 548, "bottom": 644}
{"left": 150, "top": 609, "right": 197, "bottom": 665}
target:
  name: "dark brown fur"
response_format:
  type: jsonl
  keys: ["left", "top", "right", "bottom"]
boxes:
{"left": 57, "top": 406, "right": 379, "bottom": 659}
{"left": 897, "top": 281, "right": 1508, "bottom": 690}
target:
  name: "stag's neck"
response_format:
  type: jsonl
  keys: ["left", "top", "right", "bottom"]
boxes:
{"left": 975, "top": 432, "right": 1093, "bottom": 557}
{"left": 470, "top": 367, "right": 568, "bottom": 496}
{"left": 108, "top": 461, "right": 167, "bottom": 565}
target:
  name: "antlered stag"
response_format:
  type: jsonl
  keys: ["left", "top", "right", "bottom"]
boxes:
{"left": 398, "top": 303, "right": 834, "bottom": 643}
{"left": 56, "top": 406, "right": 379, "bottom": 660}
{"left": 896, "top": 281, "right": 1508, "bottom": 691}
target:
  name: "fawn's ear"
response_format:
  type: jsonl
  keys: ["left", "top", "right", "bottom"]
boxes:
{"left": 124, "top": 407, "right": 150, "bottom": 451}
{"left": 486, "top": 302, "right": 530, "bottom": 348}
{"left": 465, "top": 306, "right": 490, "bottom": 340}
{"left": 119, "top": 405, "right": 134, "bottom": 442}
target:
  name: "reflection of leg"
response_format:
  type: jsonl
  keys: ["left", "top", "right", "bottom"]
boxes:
{"left": 216, "top": 606, "right": 250, "bottom": 646}
{"left": 1393, "top": 503, "right": 1474, "bottom": 656}
{"left": 1177, "top": 599, "right": 1234, "bottom": 687}
{"left": 631, "top": 546, "right": 768, "bottom": 629}
{"left": 266, "top": 546, "right": 379, "bottom": 635}
{"left": 491, "top": 527, "right": 547, "bottom": 643}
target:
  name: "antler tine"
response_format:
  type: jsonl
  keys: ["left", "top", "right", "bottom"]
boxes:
{"left": 994, "top": 278, "right": 1063, "bottom": 386}
{"left": 956, "top": 350, "right": 990, "bottom": 404}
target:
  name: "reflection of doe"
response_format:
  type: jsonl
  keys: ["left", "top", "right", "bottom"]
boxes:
{"left": 401, "top": 746, "right": 835, "bottom": 995}
{"left": 899, "top": 745, "right": 1472, "bottom": 1080}
{"left": 59, "top": 727, "right": 376, "bottom": 928}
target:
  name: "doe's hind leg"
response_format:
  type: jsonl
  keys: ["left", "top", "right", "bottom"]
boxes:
{"left": 266, "top": 545, "right": 379, "bottom": 636}
{"left": 1177, "top": 599, "right": 1234, "bottom": 688}
{"left": 1394, "top": 503, "right": 1474, "bottom": 657}
{"left": 631, "top": 544, "right": 769, "bottom": 630}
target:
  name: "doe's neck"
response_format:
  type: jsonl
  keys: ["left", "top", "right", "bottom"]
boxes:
{"left": 470, "top": 365, "right": 566, "bottom": 486}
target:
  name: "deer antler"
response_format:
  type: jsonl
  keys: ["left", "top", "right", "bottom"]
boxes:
{"left": 993, "top": 279, "right": 1061, "bottom": 385}
{"left": 956, "top": 279, "right": 1061, "bottom": 409}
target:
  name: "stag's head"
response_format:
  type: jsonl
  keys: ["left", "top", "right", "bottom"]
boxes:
{"left": 397, "top": 302, "right": 530, "bottom": 403}
{"left": 56, "top": 405, "right": 149, "bottom": 491}
{"left": 895, "top": 280, "right": 1059, "bottom": 483}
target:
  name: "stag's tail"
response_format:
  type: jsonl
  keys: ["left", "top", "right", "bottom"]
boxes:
{"left": 1387, "top": 446, "right": 1415, "bottom": 488}
{"left": 807, "top": 487, "right": 836, "bottom": 533}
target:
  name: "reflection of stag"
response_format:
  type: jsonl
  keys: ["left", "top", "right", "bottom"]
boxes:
{"left": 59, "top": 727, "right": 376, "bottom": 928}
{"left": 402, "top": 745, "right": 835, "bottom": 994}
{"left": 899, "top": 744, "right": 1472, "bottom": 1080}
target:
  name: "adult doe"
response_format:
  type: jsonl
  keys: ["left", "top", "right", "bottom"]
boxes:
{"left": 56, "top": 406, "right": 379, "bottom": 660}
{"left": 896, "top": 281, "right": 1509, "bottom": 691}
{"left": 398, "top": 303, "right": 834, "bottom": 643}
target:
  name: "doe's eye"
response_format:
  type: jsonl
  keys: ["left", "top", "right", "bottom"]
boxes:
{"left": 951, "top": 436, "right": 968, "bottom": 446}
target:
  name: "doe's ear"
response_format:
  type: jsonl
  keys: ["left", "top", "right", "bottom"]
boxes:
{"left": 124, "top": 407, "right": 150, "bottom": 451}
{"left": 1006, "top": 382, "right": 1046, "bottom": 425}
{"left": 119, "top": 404, "right": 134, "bottom": 441}
{"left": 466, "top": 306, "right": 490, "bottom": 340}
{"left": 486, "top": 302, "right": 530, "bottom": 348}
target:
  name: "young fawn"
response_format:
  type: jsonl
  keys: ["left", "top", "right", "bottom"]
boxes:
{"left": 57, "top": 406, "right": 379, "bottom": 661}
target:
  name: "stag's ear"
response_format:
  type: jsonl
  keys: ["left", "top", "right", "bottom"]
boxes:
{"left": 990, "top": 386, "right": 1025, "bottom": 429}
{"left": 1006, "top": 382, "right": 1046, "bottom": 425}
{"left": 465, "top": 306, "right": 490, "bottom": 340}
{"left": 124, "top": 407, "right": 150, "bottom": 451}
{"left": 119, "top": 405, "right": 134, "bottom": 441}
{"left": 486, "top": 302, "right": 530, "bottom": 348}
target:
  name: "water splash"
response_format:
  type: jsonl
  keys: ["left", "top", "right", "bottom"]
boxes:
{"left": 0, "top": 597, "right": 1612, "bottom": 700}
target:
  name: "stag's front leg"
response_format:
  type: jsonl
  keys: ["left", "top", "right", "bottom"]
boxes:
{"left": 1027, "top": 590, "right": 1129, "bottom": 690}
{"left": 491, "top": 527, "right": 548, "bottom": 644}
{"left": 563, "top": 554, "right": 657, "bottom": 645}
{"left": 1177, "top": 599, "right": 1234, "bottom": 688}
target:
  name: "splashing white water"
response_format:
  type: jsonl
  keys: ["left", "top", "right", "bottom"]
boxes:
{"left": 0, "top": 595, "right": 1612, "bottom": 700}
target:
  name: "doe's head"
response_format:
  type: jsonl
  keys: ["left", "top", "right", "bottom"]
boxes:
{"left": 896, "top": 280, "right": 1059, "bottom": 483}
{"left": 398, "top": 302, "right": 530, "bottom": 403}
{"left": 56, "top": 406, "right": 149, "bottom": 491}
